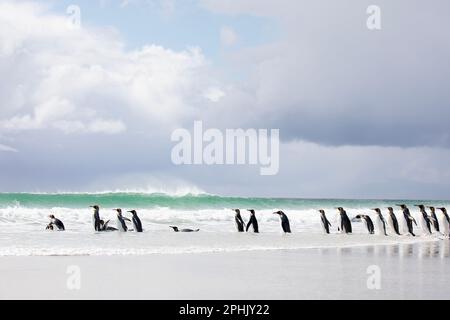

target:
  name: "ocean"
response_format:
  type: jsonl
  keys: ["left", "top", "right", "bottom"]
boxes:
{"left": 0, "top": 192, "right": 447, "bottom": 256}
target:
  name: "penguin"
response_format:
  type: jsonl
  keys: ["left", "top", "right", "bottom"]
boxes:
{"left": 46, "top": 223, "right": 54, "bottom": 231}
{"left": 273, "top": 210, "right": 291, "bottom": 233}
{"left": 100, "top": 220, "right": 118, "bottom": 231}
{"left": 246, "top": 209, "right": 259, "bottom": 233}
{"left": 427, "top": 206, "right": 440, "bottom": 233}
{"left": 128, "top": 210, "right": 143, "bottom": 232}
{"left": 415, "top": 205, "right": 432, "bottom": 235}
{"left": 114, "top": 209, "right": 130, "bottom": 232}
{"left": 336, "top": 207, "right": 352, "bottom": 234}
{"left": 318, "top": 210, "right": 332, "bottom": 234}
{"left": 233, "top": 209, "right": 245, "bottom": 232}
{"left": 48, "top": 214, "right": 65, "bottom": 231}
{"left": 169, "top": 226, "right": 200, "bottom": 232}
{"left": 371, "top": 208, "right": 388, "bottom": 236}
{"left": 437, "top": 208, "right": 450, "bottom": 237}
{"left": 386, "top": 207, "right": 401, "bottom": 235}
{"left": 396, "top": 204, "right": 417, "bottom": 236}
{"left": 355, "top": 214, "right": 374, "bottom": 234}
{"left": 90, "top": 205, "right": 102, "bottom": 231}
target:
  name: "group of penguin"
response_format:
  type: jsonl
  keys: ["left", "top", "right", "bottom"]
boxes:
{"left": 45, "top": 204, "right": 450, "bottom": 238}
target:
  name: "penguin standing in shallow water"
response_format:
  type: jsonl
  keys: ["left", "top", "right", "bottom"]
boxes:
{"left": 114, "top": 209, "right": 130, "bottom": 232}
{"left": 48, "top": 215, "right": 65, "bottom": 231}
{"left": 371, "top": 208, "right": 387, "bottom": 236}
{"left": 386, "top": 207, "right": 401, "bottom": 235}
{"left": 90, "top": 205, "right": 102, "bottom": 231}
{"left": 318, "top": 210, "right": 332, "bottom": 234}
{"left": 415, "top": 205, "right": 432, "bottom": 235}
{"left": 336, "top": 207, "right": 352, "bottom": 234}
{"left": 355, "top": 214, "right": 374, "bottom": 234}
{"left": 397, "top": 204, "right": 417, "bottom": 236}
{"left": 246, "top": 209, "right": 259, "bottom": 233}
{"left": 427, "top": 206, "right": 440, "bottom": 233}
{"left": 233, "top": 209, "right": 245, "bottom": 232}
{"left": 437, "top": 208, "right": 450, "bottom": 237}
{"left": 128, "top": 210, "right": 143, "bottom": 232}
{"left": 273, "top": 211, "right": 291, "bottom": 233}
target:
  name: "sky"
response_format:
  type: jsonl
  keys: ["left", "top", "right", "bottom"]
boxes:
{"left": 1, "top": 0, "right": 450, "bottom": 199}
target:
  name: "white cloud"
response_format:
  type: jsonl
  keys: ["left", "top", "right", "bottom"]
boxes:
{"left": 0, "top": 1, "right": 211, "bottom": 136}
{"left": 0, "top": 143, "right": 17, "bottom": 152}
{"left": 220, "top": 26, "right": 238, "bottom": 47}
{"left": 203, "top": 87, "right": 225, "bottom": 102}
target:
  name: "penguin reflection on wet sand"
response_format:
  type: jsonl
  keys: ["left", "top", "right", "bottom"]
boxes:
{"left": 371, "top": 208, "right": 387, "bottom": 236}
{"left": 233, "top": 209, "right": 245, "bottom": 232}
{"left": 318, "top": 210, "right": 332, "bottom": 234}
{"left": 355, "top": 214, "right": 374, "bottom": 234}
{"left": 427, "top": 206, "right": 440, "bottom": 233}
{"left": 336, "top": 207, "right": 352, "bottom": 234}
{"left": 273, "top": 210, "right": 291, "bottom": 233}
{"left": 170, "top": 226, "right": 200, "bottom": 232}
{"left": 47, "top": 214, "right": 65, "bottom": 231}
{"left": 128, "top": 210, "right": 143, "bottom": 232}
{"left": 397, "top": 204, "right": 417, "bottom": 236}
{"left": 246, "top": 209, "right": 259, "bottom": 233}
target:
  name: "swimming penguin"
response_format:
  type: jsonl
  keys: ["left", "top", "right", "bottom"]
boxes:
{"left": 355, "top": 214, "right": 374, "bottom": 234}
{"left": 415, "top": 205, "right": 432, "bottom": 235}
{"left": 371, "top": 208, "right": 387, "bottom": 236}
{"left": 233, "top": 209, "right": 245, "bottom": 232}
{"left": 386, "top": 207, "right": 401, "bottom": 235}
{"left": 336, "top": 207, "right": 352, "bottom": 234}
{"left": 246, "top": 209, "right": 259, "bottom": 233}
{"left": 114, "top": 209, "right": 130, "bottom": 232}
{"left": 90, "top": 205, "right": 102, "bottom": 231}
{"left": 437, "top": 208, "right": 450, "bottom": 237}
{"left": 48, "top": 214, "right": 65, "bottom": 231}
{"left": 397, "top": 204, "right": 417, "bottom": 236}
{"left": 427, "top": 206, "right": 440, "bottom": 233}
{"left": 318, "top": 210, "right": 332, "bottom": 234}
{"left": 128, "top": 210, "right": 143, "bottom": 232}
{"left": 273, "top": 210, "right": 291, "bottom": 233}
{"left": 100, "top": 220, "right": 118, "bottom": 231}
{"left": 169, "top": 226, "right": 200, "bottom": 232}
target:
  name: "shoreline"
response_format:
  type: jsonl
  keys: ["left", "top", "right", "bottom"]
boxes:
{"left": 1, "top": 241, "right": 448, "bottom": 300}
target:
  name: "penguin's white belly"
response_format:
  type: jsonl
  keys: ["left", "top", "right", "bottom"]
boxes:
{"left": 374, "top": 218, "right": 384, "bottom": 235}
{"left": 439, "top": 216, "right": 449, "bottom": 236}
{"left": 117, "top": 218, "right": 126, "bottom": 232}
{"left": 387, "top": 216, "right": 395, "bottom": 234}
{"left": 419, "top": 216, "right": 430, "bottom": 235}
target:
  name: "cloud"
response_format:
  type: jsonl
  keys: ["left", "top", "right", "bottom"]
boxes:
{"left": 220, "top": 26, "right": 238, "bottom": 47}
{"left": 0, "top": 0, "right": 211, "bottom": 136}
{"left": 0, "top": 143, "right": 17, "bottom": 152}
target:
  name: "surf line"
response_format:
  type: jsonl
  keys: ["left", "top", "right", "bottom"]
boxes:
{"left": 171, "top": 121, "right": 280, "bottom": 175}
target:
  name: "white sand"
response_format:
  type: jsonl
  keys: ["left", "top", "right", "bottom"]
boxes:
{"left": 0, "top": 241, "right": 449, "bottom": 300}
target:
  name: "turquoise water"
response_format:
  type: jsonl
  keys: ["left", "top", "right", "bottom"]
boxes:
{"left": 0, "top": 192, "right": 448, "bottom": 210}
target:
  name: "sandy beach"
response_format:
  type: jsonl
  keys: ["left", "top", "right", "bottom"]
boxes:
{"left": 1, "top": 241, "right": 448, "bottom": 300}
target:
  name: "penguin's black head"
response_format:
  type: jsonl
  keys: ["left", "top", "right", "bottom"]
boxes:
{"left": 335, "top": 207, "right": 344, "bottom": 212}
{"left": 233, "top": 209, "right": 240, "bottom": 214}
{"left": 427, "top": 206, "right": 435, "bottom": 212}
{"left": 273, "top": 210, "right": 283, "bottom": 215}
{"left": 128, "top": 210, "right": 137, "bottom": 215}
{"left": 355, "top": 214, "right": 362, "bottom": 219}
{"left": 371, "top": 208, "right": 381, "bottom": 214}
{"left": 386, "top": 207, "right": 393, "bottom": 211}
{"left": 438, "top": 207, "right": 447, "bottom": 212}
{"left": 49, "top": 214, "right": 55, "bottom": 219}
{"left": 90, "top": 205, "right": 99, "bottom": 210}
{"left": 318, "top": 209, "right": 325, "bottom": 214}
{"left": 414, "top": 204, "right": 425, "bottom": 210}
{"left": 169, "top": 226, "right": 179, "bottom": 232}
{"left": 114, "top": 208, "right": 122, "bottom": 214}
{"left": 247, "top": 209, "right": 255, "bottom": 214}
{"left": 396, "top": 204, "right": 406, "bottom": 208}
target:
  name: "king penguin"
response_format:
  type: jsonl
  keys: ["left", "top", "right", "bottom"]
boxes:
{"left": 437, "top": 208, "right": 450, "bottom": 237}
{"left": 427, "top": 206, "right": 440, "bottom": 233}
{"left": 318, "top": 210, "right": 332, "bottom": 234}
{"left": 355, "top": 214, "right": 374, "bottom": 234}
{"left": 397, "top": 204, "right": 417, "bottom": 236}
{"left": 114, "top": 209, "right": 130, "bottom": 232}
{"left": 233, "top": 209, "right": 245, "bottom": 232}
{"left": 273, "top": 211, "right": 291, "bottom": 233}
{"left": 336, "top": 207, "right": 352, "bottom": 234}
{"left": 371, "top": 208, "right": 388, "bottom": 236}
{"left": 90, "top": 205, "right": 102, "bottom": 231}
{"left": 415, "top": 205, "right": 432, "bottom": 235}
{"left": 128, "top": 210, "right": 143, "bottom": 232}
{"left": 386, "top": 207, "right": 401, "bottom": 235}
{"left": 246, "top": 209, "right": 259, "bottom": 233}
{"left": 48, "top": 214, "right": 65, "bottom": 231}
